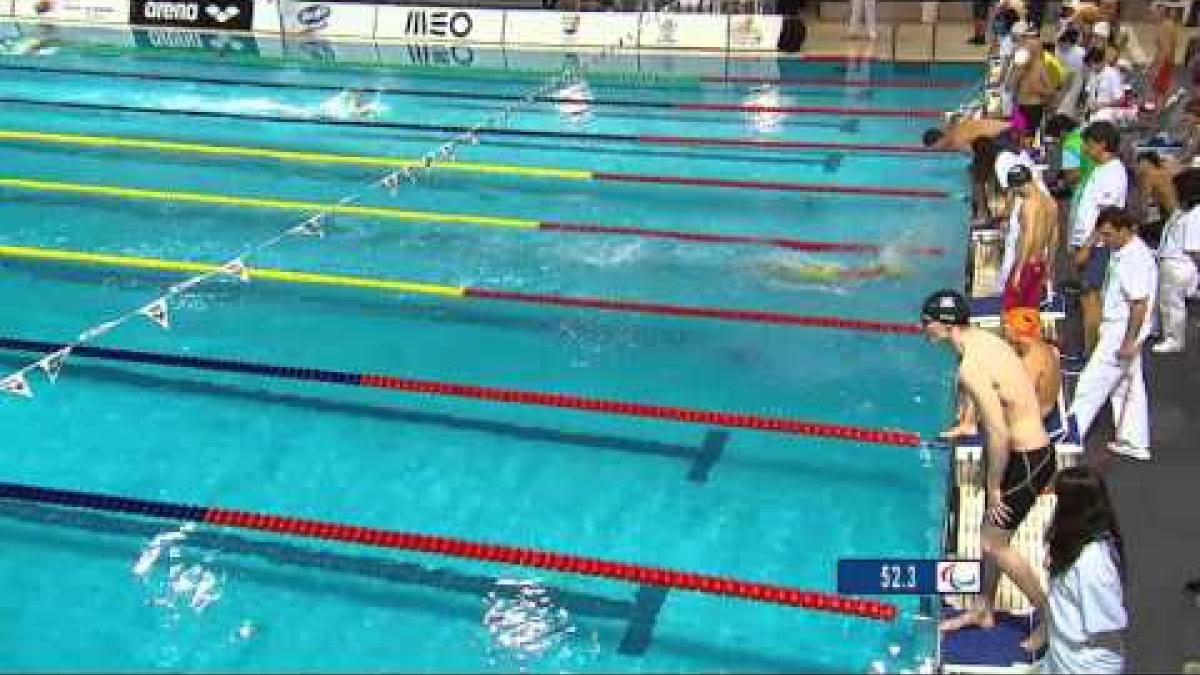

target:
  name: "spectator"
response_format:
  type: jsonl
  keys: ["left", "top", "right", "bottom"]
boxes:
{"left": 1071, "top": 121, "right": 1127, "bottom": 356}
{"left": 1014, "top": 30, "right": 1058, "bottom": 133}
{"left": 1134, "top": 151, "right": 1179, "bottom": 248}
{"left": 1068, "top": 207, "right": 1156, "bottom": 461}
{"left": 1149, "top": 0, "right": 1181, "bottom": 110}
{"left": 1083, "top": 46, "right": 1125, "bottom": 121}
{"left": 845, "top": 0, "right": 877, "bottom": 40}
{"left": 1152, "top": 168, "right": 1200, "bottom": 353}
{"left": 970, "top": 0, "right": 994, "bottom": 45}
{"left": 1045, "top": 114, "right": 1092, "bottom": 199}
{"left": 1040, "top": 466, "right": 1128, "bottom": 673}
{"left": 1054, "top": 28, "right": 1088, "bottom": 117}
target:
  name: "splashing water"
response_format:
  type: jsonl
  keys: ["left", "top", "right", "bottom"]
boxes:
{"left": 133, "top": 523, "right": 224, "bottom": 614}
{"left": 480, "top": 578, "right": 598, "bottom": 672}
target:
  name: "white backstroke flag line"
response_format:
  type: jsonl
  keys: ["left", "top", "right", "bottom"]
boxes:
{"left": 0, "top": 37, "right": 627, "bottom": 398}
{"left": 1, "top": 371, "right": 33, "bottom": 399}
{"left": 139, "top": 298, "right": 171, "bottom": 330}
{"left": 37, "top": 347, "right": 72, "bottom": 383}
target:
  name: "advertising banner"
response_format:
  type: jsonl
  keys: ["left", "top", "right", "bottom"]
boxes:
{"left": 277, "top": 0, "right": 376, "bottom": 38}
{"left": 638, "top": 12, "right": 727, "bottom": 50}
{"left": 128, "top": 0, "right": 253, "bottom": 31}
{"left": 726, "top": 13, "right": 780, "bottom": 51}
{"left": 374, "top": 5, "right": 503, "bottom": 44}
{"left": 375, "top": 40, "right": 504, "bottom": 70}
{"left": 14, "top": 0, "right": 130, "bottom": 25}
{"left": 503, "top": 10, "right": 637, "bottom": 48}
{"left": 1, "top": 1, "right": 13, "bottom": 17}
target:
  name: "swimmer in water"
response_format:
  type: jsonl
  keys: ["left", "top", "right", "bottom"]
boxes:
{"left": 755, "top": 255, "right": 910, "bottom": 284}
{"left": 317, "top": 88, "right": 381, "bottom": 120}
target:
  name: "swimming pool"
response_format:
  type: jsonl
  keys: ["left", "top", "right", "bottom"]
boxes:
{"left": 0, "top": 24, "right": 975, "bottom": 672}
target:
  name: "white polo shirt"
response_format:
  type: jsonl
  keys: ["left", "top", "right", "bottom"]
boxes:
{"left": 1043, "top": 539, "right": 1127, "bottom": 674}
{"left": 1102, "top": 236, "right": 1157, "bottom": 338}
{"left": 1071, "top": 158, "right": 1128, "bottom": 248}
{"left": 1158, "top": 207, "right": 1200, "bottom": 263}
{"left": 1088, "top": 65, "right": 1125, "bottom": 107}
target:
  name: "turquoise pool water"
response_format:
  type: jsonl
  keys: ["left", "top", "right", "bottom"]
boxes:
{"left": 0, "top": 25, "right": 973, "bottom": 673}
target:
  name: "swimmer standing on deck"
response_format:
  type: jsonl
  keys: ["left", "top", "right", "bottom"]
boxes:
{"left": 920, "top": 290, "right": 1054, "bottom": 653}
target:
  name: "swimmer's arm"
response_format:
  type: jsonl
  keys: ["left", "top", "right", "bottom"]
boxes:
{"left": 960, "top": 366, "right": 1010, "bottom": 494}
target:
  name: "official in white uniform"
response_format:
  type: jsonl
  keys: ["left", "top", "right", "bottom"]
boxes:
{"left": 1069, "top": 207, "right": 1157, "bottom": 460}
{"left": 1153, "top": 169, "right": 1200, "bottom": 353}
{"left": 1041, "top": 466, "right": 1128, "bottom": 674}
{"left": 1071, "top": 121, "right": 1127, "bottom": 356}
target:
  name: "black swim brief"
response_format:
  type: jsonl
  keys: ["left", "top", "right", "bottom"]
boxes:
{"left": 999, "top": 444, "right": 1057, "bottom": 529}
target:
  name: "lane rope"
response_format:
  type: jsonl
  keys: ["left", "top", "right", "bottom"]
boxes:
{"left": 0, "top": 335, "right": 922, "bottom": 446}
{"left": 0, "top": 62, "right": 942, "bottom": 118}
{"left": 0, "top": 244, "right": 924, "bottom": 334}
{"left": 0, "top": 96, "right": 949, "bottom": 155}
{"left": 0, "top": 174, "right": 949, "bottom": 250}
{"left": 2, "top": 156, "right": 945, "bottom": 200}
{"left": 0, "top": 480, "right": 898, "bottom": 621}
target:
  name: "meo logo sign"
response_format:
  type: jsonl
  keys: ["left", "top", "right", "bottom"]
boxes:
{"left": 403, "top": 10, "right": 472, "bottom": 39}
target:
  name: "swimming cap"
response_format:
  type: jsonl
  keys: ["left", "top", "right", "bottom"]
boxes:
{"left": 1003, "top": 308, "right": 1042, "bottom": 340}
{"left": 920, "top": 289, "right": 970, "bottom": 326}
{"left": 1006, "top": 163, "right": 1034, "bottom": 190}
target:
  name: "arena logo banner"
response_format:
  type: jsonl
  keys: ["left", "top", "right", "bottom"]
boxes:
{"left": 132, "top": 26, "right": 258, "bottom": 54}
{"left": 130, "top": 0, "right": 253, "bottom": 30}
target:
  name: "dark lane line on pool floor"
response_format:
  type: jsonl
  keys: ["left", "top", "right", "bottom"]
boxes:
{"left": 0, "top": 480, "right": 898, "bottom": 619}
{"left": 0, "top": 350, "right": 727, "bottom": 484}
{"left": 0, "top": 96, "right": 951, "bottom": 153}
{"left": 0, "top": 62, "right": 902, "bottom": 109}
{"left": 0, "top": 500, "right": 670, "bottom": 655}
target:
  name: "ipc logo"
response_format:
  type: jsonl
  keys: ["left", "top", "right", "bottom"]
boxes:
{"left": 936, "top": 561, "right": 982, "bottom": 593}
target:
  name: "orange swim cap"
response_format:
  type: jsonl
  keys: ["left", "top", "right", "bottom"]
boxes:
{"left": 1003, "top": 308, "right": 1042, "bottom": 341}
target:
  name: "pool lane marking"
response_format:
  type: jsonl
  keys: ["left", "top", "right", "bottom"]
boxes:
{"left": 0, "top": 62, "right": 942, "bottom": 118}
{"left": 0, "top": 96, "right": 950, "bottom": 155}
{"left": 0, "top": 129, "right": 592, "bottom": 181}
{"left": 0, "top": 130, "right": 951, "bottom": 198}
{"left": 0, "top": 61, "right": 975, "bottom": 93}
{"left": 0, "top": 480, "right": 897, "bottom": 620}
{"left": 0, "top": 175, "right": 949, "bottom": 253}
{"left": 0, "top": 244, "right": 923, "bottom": 335}
{"left": 0, "top": 335, "right": 921, "bottom": 446}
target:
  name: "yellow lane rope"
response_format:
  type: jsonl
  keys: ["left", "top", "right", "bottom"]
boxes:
{"left": 0, "top": 177, "right": 541, "bottom": 230}
{"left": 0, "top": 244, "right": 467, "bottom": 298}
{"left": 0, "top": 129, "right": 594, "bottom": 181}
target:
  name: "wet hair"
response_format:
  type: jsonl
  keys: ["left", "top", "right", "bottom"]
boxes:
{"left": 1046, "top": 467, "right": 1127, "bottom": 583}
{"left": 1084, "top": 46, "right": 1108, "bottom": 66}
{"left": 1044, "top": 113, "right": 1079, "bottom": 139}
{"left": 922, "top": 128, "right": 945, "bottom": 147}
{"left": 1095, "top": 205, "right": 1136, "bottom": 231}
{"left": 1081, "top": 120, "right": 1121, "bottom": 154}
{"left": 1173, "top": 168, "right": 1200, "bottom": 210}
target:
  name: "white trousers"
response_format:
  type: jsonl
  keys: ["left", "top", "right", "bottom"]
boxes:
{"left": 1158, "top": 257, "right": 1199, "bottom": 347}
{"left": 1070, "top": 321, "right": 1150, "bottom": 449}
{"left": 848, "top": 0, "right": 876, "bottom": 34}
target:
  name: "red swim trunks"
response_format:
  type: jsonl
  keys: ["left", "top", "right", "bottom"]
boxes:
{"left": 1154, "top": 62, "right": 1175, "bottom": 101}
{"left": 1003, "top": 260, "right": 1048, "bottom": 310}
